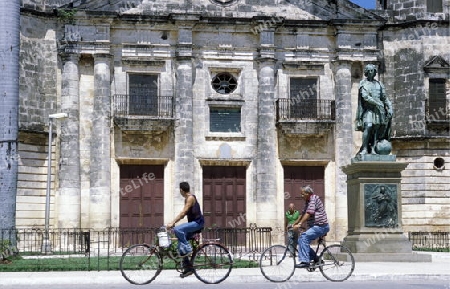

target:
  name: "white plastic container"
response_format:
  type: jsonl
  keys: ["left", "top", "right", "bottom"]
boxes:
{"left": 157, "top": 229, "right": 171, "bottom": 248}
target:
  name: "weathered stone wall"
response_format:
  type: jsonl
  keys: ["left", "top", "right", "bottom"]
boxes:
{"left": 382, "top": 18, "right": 450, "bottom": 232}
{"left": 19, "top": 14, "right": 58, "bottom": 132}
{"left": 394, "top": 140, "right": 450, "bottom": 232}
{"left": 15, "top": 0, "right": 449, "bottom": 235}
{"left": 16, "top": 133, "right": 49, "bottom": 227}
{"left": 385, "top": 0, "right": 449, "bottom": 20}
{"left": 16, "top": 14, "right": 59, "bottom": 228}
{"left": 21, "top": 0, "right": 74, "bottom": 11}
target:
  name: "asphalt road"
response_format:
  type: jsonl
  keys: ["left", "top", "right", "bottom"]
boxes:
{"left": 2, "top": 280, "right": 449, "bottom": 289}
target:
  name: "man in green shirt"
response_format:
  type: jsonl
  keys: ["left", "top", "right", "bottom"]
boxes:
{"left": 285, "top": 203, "right": 300, "bottom": 256}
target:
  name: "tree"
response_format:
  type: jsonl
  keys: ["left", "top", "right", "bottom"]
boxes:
{"left": 0, "top": 0, "right": 20, "bottom": 234}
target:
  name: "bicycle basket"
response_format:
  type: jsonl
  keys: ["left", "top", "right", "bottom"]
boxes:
{"left": 157, "top": 227, "right": 171, "bottom": 248}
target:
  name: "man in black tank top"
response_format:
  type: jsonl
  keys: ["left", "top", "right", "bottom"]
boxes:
{"left": 167, "top": 182, "right": 204, "bottom": 277}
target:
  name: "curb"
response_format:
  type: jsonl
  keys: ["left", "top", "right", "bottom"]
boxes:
{"left": 1, "top": 270, "right": 450, "bottom": 285}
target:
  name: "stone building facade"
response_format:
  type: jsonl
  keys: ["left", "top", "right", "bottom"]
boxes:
{"left": 16, "top": 0, "right": 449, "bottom": 243}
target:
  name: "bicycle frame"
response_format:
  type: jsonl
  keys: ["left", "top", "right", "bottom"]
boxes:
{"left": 277, "top": 236, "right": 326, "bottom": 268}
{"left": 259, "top": 232, "right": 355, "bottom": 282}
{"left": 154, "top": 238, "right": 227, "bottom": 271}
{"left": 120, "top": 233, "right": 233, "bottom": 285}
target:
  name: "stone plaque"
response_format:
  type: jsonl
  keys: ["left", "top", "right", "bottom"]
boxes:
{"left": 364, "top": 184, "right": 398, "bottom": 227}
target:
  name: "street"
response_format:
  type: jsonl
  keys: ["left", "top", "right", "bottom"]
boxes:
{"left": 2, "top": 280, "right": 449, "bottom": 289}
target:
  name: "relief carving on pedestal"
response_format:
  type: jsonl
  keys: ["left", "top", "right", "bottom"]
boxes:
{"left": 364, "top": 184, "right": 398, "bottom": 228}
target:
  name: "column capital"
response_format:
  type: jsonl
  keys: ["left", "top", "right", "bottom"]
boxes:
{"left": 59, "top": 52, "right": 80, "bottom": 63}
{"left": 176, "top": 43, "right": 193, "bottom": 61}
{"left": 256, "top": 56, "right": 277, "bottom": 63}
{"left": 331, "top": 59, "right": 352, "bottom": 69}
{"left": 94, "top": 53, "right": 113, "bottom": 61}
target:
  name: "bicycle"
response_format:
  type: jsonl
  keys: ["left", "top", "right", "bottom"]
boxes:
{"left": 259, "top": 232, "right": 355, "bottom": 282}
{"left": 120, "top": 226, "right": 233, "bottom": 285}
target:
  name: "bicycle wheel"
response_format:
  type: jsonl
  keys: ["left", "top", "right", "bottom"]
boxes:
{"left": 259, "top": 245, "right": 295, "bottom": 282}
{"left": 319, "top": 244, "right": 355, "bottom": 282}
{"left": 120, "top": 244, "right": 163, "bottom": 285}
{"left": 192, "top": 243, "right": 233, "bottom": 284}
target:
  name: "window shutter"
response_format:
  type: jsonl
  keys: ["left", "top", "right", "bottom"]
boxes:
{"left": 128, "top": 74, "right": 158, "bottom": 116}
{"left": 210, "top": 108, "right": 241, "bottom": 132}
{"left": 427, "top": 0, "right": 442, "bottom": 12}
{"left": 289, "top": 78, "right": 318, "bottom": 118}
{"left": 429, "top": 78, "right": 446, "bottom": 121}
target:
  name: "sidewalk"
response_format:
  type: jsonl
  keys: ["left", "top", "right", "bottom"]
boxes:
{"left": 1, "top": 252, "right": 449, "bottom": 285}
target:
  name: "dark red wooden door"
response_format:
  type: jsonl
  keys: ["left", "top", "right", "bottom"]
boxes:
{"left": 202, "top": 166, "right": 246, "bottom": 228}
{"left": 119, "top": 165, "right": 164, "bottom": 229}
{"left": 283, "top": 166, "right": 325, "bottom": 215}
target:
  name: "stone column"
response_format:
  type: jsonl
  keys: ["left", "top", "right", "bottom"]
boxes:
{"left": 255, "top": 29, "right": 278, "bottom": 226}
{"left": 332, "top": 61, "right": 353, "bottom": 241}
{"left": 89, "top": 54, "right": 112, "bottom": 229}
{"left": 58, "top": 53, "right": 81, "bottom": 228}
{"left": 174, "top": 26, "right": 194, "bottom": 187}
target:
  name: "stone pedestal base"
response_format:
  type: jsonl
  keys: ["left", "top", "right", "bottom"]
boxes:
{"left": 342, "top": 233, "right": 431, "bottom": 262}
{"left": 342, "top": 252, "right": 432, "bottom": 262}
{"left": 343, "top": 232, "right": 412, "bottom": 253}
{"left": 342, "top": 160, "right": 431, "bottom": 262}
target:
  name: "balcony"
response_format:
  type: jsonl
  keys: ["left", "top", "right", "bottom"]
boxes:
{"left": 112, "top": 94, "right": 174, "bottom": 131}
{"left": 276, "top": 99, "right": 335, "bottom": 135}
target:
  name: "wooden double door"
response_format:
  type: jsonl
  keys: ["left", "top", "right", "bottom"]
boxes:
{"left": 283, "top": 166, "right": 325, "bottom": 214}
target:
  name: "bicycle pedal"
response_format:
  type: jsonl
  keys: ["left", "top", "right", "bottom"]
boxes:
{"left": 180, "top": 269, "right": 194, "bottom": 278}
{"left": 307, "top": 267, "right": 316, "bottom": 272}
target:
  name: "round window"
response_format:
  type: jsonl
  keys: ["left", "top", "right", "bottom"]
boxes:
{"left": 433, "top": 157, "right": 445, "bottom": 170}
{"left": 211, "top": 73, "right": 237, "bottom": 94}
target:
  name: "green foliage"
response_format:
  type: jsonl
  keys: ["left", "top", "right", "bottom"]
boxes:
{"left": 57, "top": 9, "right": 77, "bottom": 23}
{"left": 0, "top": 240, "right": 20, "bottom": 263}
{"left": 413, "top": 247, "right": 449, "bottom": 252}
{"left": 0, "top": 255, "right": 117, "bottom": 272}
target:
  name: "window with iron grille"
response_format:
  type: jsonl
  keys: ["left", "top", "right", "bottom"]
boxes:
{"left": 289, "top": 77, "right": 318, "bottom": 119}
{"left": 428, "top": 78, "right": 447, "bottom": 121}
{"left": 128, "top": 74, "right": 158, "bottom": 116}
{"left": 209, "top": 107, "right": 241, "bottom": 133}
{"left": 211, "top": 73, "right": 237, "bottom": 94}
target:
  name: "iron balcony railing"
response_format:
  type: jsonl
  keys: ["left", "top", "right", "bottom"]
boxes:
{"left": 276, "top": 99, "right": 336, "bottom": 121}
{"left": 112, "top": 94, "right": 174, "bottom": 118}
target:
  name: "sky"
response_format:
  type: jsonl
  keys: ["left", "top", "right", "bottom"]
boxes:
{"left": 349, "top": 0, "right": 376, "bottom": 9}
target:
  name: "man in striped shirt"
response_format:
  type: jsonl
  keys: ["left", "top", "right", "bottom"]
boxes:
{"left": 293, "top": 185, "right": 329, "bottom": 268}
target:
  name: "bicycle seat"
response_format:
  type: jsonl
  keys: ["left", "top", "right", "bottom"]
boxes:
{"left": 188, "top": 232, "right": 201, "bottom": 241}
{"left": 318, "top": 233, "right": 327, "bottom": 243}
{"left": 188, "top": 228, "right": 203, "bottom": 241}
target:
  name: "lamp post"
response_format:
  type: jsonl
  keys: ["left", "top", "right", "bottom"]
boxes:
{"left": 41, "top": 113, "right": 68, "bottom": 254}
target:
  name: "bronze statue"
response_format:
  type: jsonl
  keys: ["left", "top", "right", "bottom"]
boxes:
{"left": 355, "top": 64, "right": 393, "bottom": 155}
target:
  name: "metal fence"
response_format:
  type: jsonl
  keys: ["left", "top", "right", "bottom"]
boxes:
{"left": 408, "top": 231, "right": 450, "bottom": 251}
{"left": 4, "top": 229, "right": 446, "bottom": 271}
{"left": 0, "top": 226, "right": 272, "bottom": 271}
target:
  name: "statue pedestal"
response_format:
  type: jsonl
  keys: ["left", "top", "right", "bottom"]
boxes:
{"left": 342, "top": 158, "right": 431, "bottom": 262}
